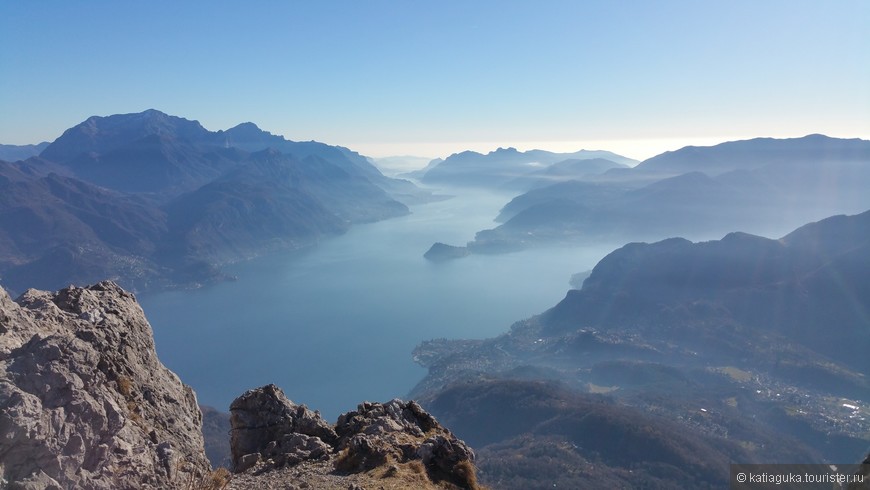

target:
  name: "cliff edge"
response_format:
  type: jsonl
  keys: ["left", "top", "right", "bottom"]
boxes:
{"left": 0, "top": 281, "right": 211, "bottom": 489}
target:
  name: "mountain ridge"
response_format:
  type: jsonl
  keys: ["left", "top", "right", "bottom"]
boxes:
{"left": 412, "top": 211, "right": 870, "bottom": 488}
{"left": 419, "top": 147, "right": 637, "bottom": 189}
{"left": 0, "top": 142, "right": 50, "bottom": 161}
{"left": 457, "top": 134, "right": 870, "bottom": 255}
{"left": 634, "top": 134, "right": 870, "bottom": 178}
{"left": 0, "top": 110, "right": 420, "bottom": 293}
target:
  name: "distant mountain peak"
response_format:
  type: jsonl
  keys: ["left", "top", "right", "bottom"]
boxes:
{"left": 83, "top": 108, "right": 185, "bottom": 127}
{"left": 226, "top": 121, "right": 267, "bottom": 134}
{"left": 423, "top": 147, "right": 637, "bottom": 188}
{"left": 634, "top": 134, "right": 870, "bottom": 177}
{"left": 41, "top": 109, "right": 212, "bottom": 164}
{"left": 0, "top": 142, "right": 51, "bottom": 162}
{"left": 218, "top": 121, "right": 285, "bottom": 150}
{"left": 137, "top": 108, "right": 170, "bottom": 119}
{"left": 449, "top": 150, "right": 483, "bottom": 158}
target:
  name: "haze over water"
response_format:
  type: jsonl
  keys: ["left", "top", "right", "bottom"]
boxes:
{"left": 140, "top": 188, "right": 619, "bottom": 420}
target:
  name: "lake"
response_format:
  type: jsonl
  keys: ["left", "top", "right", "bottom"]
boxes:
{"left": 139, "top": 188, "right": 619, "bottom": 420}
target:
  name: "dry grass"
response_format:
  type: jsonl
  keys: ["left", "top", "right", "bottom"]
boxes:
{"left": 192, "top": 467, "right": 231, "bottom": 490}
{"left": 115, "top": 375, "right": 146, "bottom": 427}
{"left": 333, "top": 447, "right": 355, "bottom": 473}
{"left": 408, "top": 460, "right": 426, "bottom": 475}
{"left": 117, "top": 375, "right": 133, "bottom": 398}
{"left": 179, "top": 463, "right": 231, "bottom": 490}
{"left": 452, "top": 460, "right": 483, "bottom": 490}
{"left": 126, "top": 400, "right": 144, "bottom": 425}
{"left": 424, "top": 459, "right": 486, "bottom": 490}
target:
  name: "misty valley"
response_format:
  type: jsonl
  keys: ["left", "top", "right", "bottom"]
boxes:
{"left": 1, "top": 110, "right": 868, "bottom": 489}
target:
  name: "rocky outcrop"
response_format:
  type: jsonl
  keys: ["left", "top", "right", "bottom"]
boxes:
{"left": 0, "top": 281, "right": 211, "bottom": 489}
{"left": 229, "top": 384, "right": 337, "bottom": 472}
{"left": 228, "top": 384, "right": 480, "bottom": 489}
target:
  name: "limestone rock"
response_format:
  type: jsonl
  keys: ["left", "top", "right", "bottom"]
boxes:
{"left": 0, "top": 281, "right": 211, "bottom": 489}
{"left": 229, "top": 384, "right": 336, "bottom": 471}
{"left": 334, "top": 399, "right": 443, "bottom": 471}
{"left": 417, "top": 434, "right": 475, "bottom": 482}
{"left": 227, "top": 385, "right": 480, "bottom": 489}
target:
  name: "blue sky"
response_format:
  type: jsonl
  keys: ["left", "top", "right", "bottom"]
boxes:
{"left": 1, "top": 1, "right": 868, "bottom": 160}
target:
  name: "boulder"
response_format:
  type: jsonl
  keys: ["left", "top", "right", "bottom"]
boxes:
{"left": 229, "top": 384, "right": 336, "bottom": 471}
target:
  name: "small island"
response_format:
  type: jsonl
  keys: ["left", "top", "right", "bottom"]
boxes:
{"left": 423, "top": 242, "right": 471, "bottom": 261}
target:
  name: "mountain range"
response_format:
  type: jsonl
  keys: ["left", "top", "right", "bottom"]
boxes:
{"left": 436, "top": 134, "right": 870, "bottom": 255}
{"left": 629, "top": 134, "right": 870, "bottom": 179}
{"left": 3, "top": 114, "right": 868, "bottom": 487}
{"left": 0, "top": 110, "right": 433, "bottom": 294}
{"left": 412, "top": 210, "right": 870, "bottom": 488}
{"left": 0, "top": 142, "right": 49, "bottom": 162}
{"left": 418, "top": 147, "right": 637, "bottom": 189}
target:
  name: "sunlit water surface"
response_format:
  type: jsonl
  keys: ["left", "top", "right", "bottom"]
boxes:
{"left": 140, "top": 188, "right": 619, "bottom": 420}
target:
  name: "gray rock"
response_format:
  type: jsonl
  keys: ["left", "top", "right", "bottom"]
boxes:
{"left": 227, "top": 387, "right": 479, "bottom": 488}
{"left": 340, "top": 433, "right": 392, "bottom": 471}
{"left": 229, "top": 384, "right": 336, "bottom": 471}
{"left": 335, "top": 399, "right": 440, "bottom": 444}
{"left": 279, "top": 433, "right": 332, "bottom": 465}
{"left": 235, "top": 453, "right": 261, "bottom": 473}
{"left": 334, "top": 398, "right": 475, "bottom": 484}
{"left": 417, "top": 434, "right": 474, "bottom": 477}
{"left": 4, "top": 470, "right": 63, "bottom": 490}
{"left": 0, "top": 281, "right": 210, "bottom": 489}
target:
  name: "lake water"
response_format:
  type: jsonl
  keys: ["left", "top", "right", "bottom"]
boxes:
{"left": 139, "top": 188, "right": 618, "bottom": 420}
